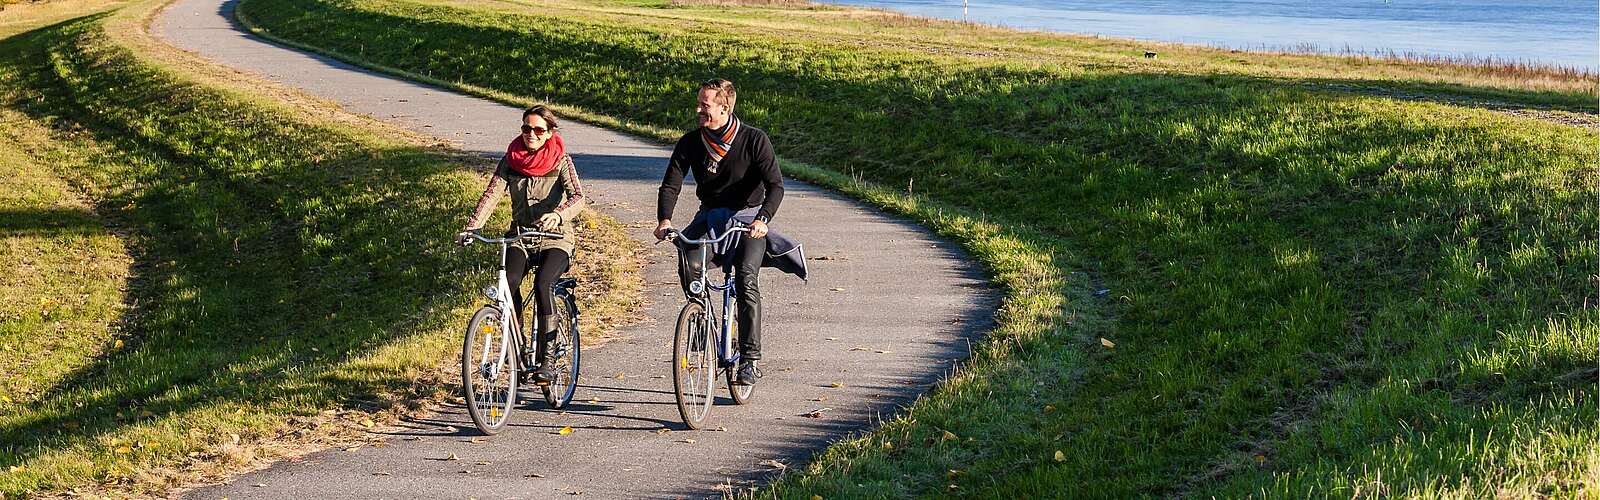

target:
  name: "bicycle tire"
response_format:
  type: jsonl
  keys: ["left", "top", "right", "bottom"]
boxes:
{"left": 462, "top": 305, "right": 517, "bottom": 434}
{"left": 725, "top": 311, "right": 754, "bottom": 405}
{"left": 672, "top": 301, "right": 716, "bottom": 429}
{"left": 542, "top": 293, "right": 581, "bottom": 408}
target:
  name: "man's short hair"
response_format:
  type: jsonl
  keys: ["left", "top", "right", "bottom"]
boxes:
{"left": 699, "top": 78, "right": 737, "bottom": 110}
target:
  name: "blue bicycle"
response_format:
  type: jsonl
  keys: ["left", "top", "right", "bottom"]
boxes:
{"left": 664, "top": 225, "right": 755, "bottom": 429}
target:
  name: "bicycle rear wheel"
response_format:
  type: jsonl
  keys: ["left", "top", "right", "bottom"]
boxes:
{"left": 463, "top": 306, "right": 517, "bottom": 434}
{"left": 726, "top": 313, "right": 754, "bottom": 405}
{"left": 542, "top": 293, "right": 581, "bottom": 408}
{"left": 672, "top": 301, "right": 716, "bottom": 429}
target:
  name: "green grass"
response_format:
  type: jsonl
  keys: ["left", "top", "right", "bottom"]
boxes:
{"left": 0, "top": 0, "right": 640, "bottom": 495}
{"left": 236, "top": 0, "right": 1596, "bottom": 496}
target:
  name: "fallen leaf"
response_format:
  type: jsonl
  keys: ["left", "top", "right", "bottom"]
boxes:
{"left": 758, "top": 459, "right": 787, "bottom": 469}
{"left": 947, "top": 469, "right": 964, "bottom": 479}
{"left": 113, "top": 446, "right": 132, "bottom": 454}
{"left": 940, "top": 430, "right": 958, "bottom": 442}
{"left": 874, "top": 350, "right": 893, "bottom": 354}
{"left": 467, "top": 438, "right": 485, "bottom": 444}
{"left": 811, "top": 396, "right": 827, "bottom": 402}
{"left": 678, "top": 439, "right": 696, "bottom": 444}
{"left": 556, "top": 426, "right": 574, "bottom": 435}
{"left": 830, "top": 287, "right": 844, "bottom": 292}
{"left": 655, "top": 428, "right": 671, "bottom": 435}
{"left": 445, "top": 453, "right": 459, "bottom": 461}
{"left": 802, "top": 408, "right": 832, "bottom": 418}
{"left": 1043, "top": 404, "right": 1056, "bottom": 413}
{"left": 825, "top": 337, "right": 838, "bottom": 341}
{"left": 1054, "top": 450, "right": 1066, "bottom": 462}
{"left": 475, "top": 461, "right": 491, "bottom": 466}
{"left": 811, "top": 496, "right": 824, "bottom": 500}
{"left": 253, "top": 483, "right": 266, "bottom": 488}
{"left": 372, "top": 472, "right": 391, "bottom": 476}
{"left": 344, "top": 445, "right": 361, "bottom": 452}
{"left": 63, "top": 421, "right": 80, "bottom": 430}
{"left": 139, "top": 410, "right": 154, "bottom": 419}
{"left": 716, "top": 426, "right": 727, "bottom": 432}
{"left": 828, "top": 382, "right": 844, "bottom": 388}
{"left": 1254, "top": 454, "right": 1266, "bottom": 464}
{"left": 7, "top": 465, "right": 22, "bottom": 473}
{"left": 849, "top": 347, "right": 868, "bottom": 351}
{"left": 358, "top": 418, "right": 375, "bottom": 428}
{"left": 613, "top": 372, "right": 626, "bottom": 379}
{"left": 1100, "top": 338, "right": 1115, "bottom": 349}
{"left": 113, "top": 339, "right": 124, "bottom": 349}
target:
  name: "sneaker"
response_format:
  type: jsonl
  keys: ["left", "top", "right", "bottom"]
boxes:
{"left": 733, "top": 359, "right": 761, "bottom": 386}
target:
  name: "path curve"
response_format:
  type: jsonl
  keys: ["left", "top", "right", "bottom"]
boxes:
{"left": 155, "top": 0, "right": 995, "bottom": 497}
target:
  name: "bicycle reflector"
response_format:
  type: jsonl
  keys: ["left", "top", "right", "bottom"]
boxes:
{"left": 484, "top": 286, "right": 499, "bottom": 300}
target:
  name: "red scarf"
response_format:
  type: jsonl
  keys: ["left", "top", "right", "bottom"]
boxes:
{"left": 506, "top": 133, "right": 565, "bottom": 177}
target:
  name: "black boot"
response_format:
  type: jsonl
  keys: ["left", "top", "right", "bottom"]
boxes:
{"left": 532, "top": 314, "right": 559, "bottom": 385}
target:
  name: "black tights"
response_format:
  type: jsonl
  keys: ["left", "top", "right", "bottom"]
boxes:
{"left": 505, "top": 247, "right": 571, "bottom": 336}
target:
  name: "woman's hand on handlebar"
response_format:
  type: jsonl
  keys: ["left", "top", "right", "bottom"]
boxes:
{"left": 454, "top": 229, "right": 479, "bottom": 246}
{"left": 537, "top": 213, "right": 562, "bottom": 231}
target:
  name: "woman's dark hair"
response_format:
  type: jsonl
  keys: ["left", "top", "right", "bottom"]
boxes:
{"left": 523, "top": 104, "right": 559, "bottom": 129}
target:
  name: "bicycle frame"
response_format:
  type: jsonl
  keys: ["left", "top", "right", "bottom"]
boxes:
{"left": 671, "top": 226, "right": 751, "bottom": 366}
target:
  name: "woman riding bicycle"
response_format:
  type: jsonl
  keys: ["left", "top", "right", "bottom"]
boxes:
{"left": 456, "top": 105, "right": 586, "bottom": 384}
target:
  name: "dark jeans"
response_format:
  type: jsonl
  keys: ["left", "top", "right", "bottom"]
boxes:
{"left": 678, "top": 232, "right": 765, "bottom": 360}
{"left": 505, "top": 246, "right": 571, "bottom": 337}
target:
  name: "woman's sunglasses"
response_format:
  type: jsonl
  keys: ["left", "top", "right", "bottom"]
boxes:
{"left": 521, "top": 124, "right": 550, "bottom": 135}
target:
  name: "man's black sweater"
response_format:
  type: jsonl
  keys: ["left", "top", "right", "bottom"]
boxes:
{"left": 657, "top": 123, "right": 784, "bottom": 222}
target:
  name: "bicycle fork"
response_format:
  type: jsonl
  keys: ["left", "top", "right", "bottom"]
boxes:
{"left": 481, "top": 244, "right": 520, "bottom": 381}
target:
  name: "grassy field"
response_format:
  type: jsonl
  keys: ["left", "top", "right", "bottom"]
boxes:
{"left": 0, "top": 0, "right": 641, "bottom": 495}
{"left": 233, "top": 0, "right": 1600, "bottom": 497}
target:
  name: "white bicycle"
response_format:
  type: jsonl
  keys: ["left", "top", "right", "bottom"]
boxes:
{"left": 458, "top": 229, "right": 581, "bottom": 435}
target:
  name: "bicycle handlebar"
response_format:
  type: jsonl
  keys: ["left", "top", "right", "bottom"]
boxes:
{"left": 663, "top": 226, "right": 749, "bottom": 246}
{"left": 461, "top": 229, "right": 564, "bottom": 245}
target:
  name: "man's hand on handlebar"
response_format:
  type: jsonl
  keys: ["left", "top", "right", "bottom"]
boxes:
{"left": 654, "top": 220, "right": 674, "bottom": 242}
{"left": 454, "top": 229, "right": 478, "bottom": 246}
{"left": 537, "top": 213, "right": 562, "bottom": 232}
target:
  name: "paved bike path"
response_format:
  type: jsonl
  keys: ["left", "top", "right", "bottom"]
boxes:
{"left": 156, "top": 0, "right": 995, "bottom": 497}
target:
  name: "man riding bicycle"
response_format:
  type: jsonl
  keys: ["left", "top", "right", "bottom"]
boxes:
{"left": 457, "top": 104, "right": 587, "bottom": 385}
{"left": 655, "top": 78, "right": 784, "bottom": 387}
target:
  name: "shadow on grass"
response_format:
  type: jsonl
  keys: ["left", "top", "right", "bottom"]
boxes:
{"left": 0, "top": 13, "right": 480, "bottom": 477}
{"left": 0, "top": 207, "right": 110, "bottom": 237}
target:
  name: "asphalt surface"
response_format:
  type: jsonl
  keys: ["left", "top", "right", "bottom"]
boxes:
{"left": 154, "top": 0, "right": 996, "bottom": 497}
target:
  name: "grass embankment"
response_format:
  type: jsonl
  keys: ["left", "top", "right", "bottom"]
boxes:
{"left": 240, "top": 0, "right": 1597, "bottom": 496}
{"left": 0, "top": 0, "right": 641, "bottom": 495}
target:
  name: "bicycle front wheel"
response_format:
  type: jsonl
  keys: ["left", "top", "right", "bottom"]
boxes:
{"left": 462, "top": 306, "right": 517, "bottom": 434}
{"left": 542, "top": 294, "right": 581, "bottom": 408}
{"left": 672, "top": 301, "right": 716, "bottom": 429}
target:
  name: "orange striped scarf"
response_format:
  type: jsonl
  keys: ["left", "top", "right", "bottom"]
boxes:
{"left": 699, "top": 115, "right": 740, "bottom": 174}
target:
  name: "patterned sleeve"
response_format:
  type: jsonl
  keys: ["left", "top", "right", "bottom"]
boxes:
{"left": 553, "top": 155, "right": 587, "bottom": 223}
{"left": 464, "top": 157, "right": 509, "bottom": 230}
